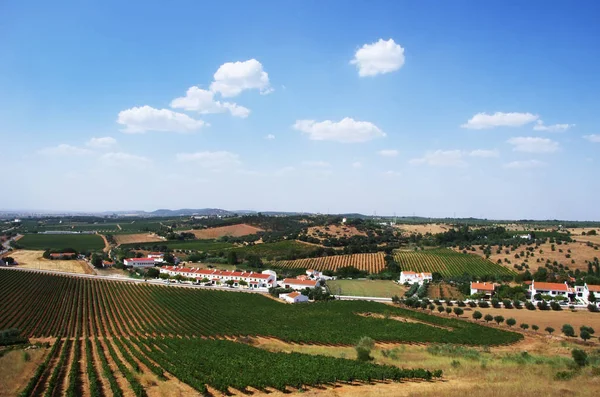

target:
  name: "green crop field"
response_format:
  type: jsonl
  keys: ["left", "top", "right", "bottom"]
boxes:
{"left": 232, "top": 240, "right": 319, "bottom": 260}
{"left": 120, "top": 239, "right": 234, "bottom": 251}
{"left": 16, "top": 233, "right": 105, "bottom": 251}
{"left": 394, "top": 248, "right": 515, "bottom": 277}
{"left": 327, "top": 279, "right": 407, "bottom": 298}
{"left": 0, "top": 269, "right": 521, "bottom": 395}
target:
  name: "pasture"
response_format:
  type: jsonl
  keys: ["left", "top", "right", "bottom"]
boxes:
{"left": 16, "top": 233, "right": 105, "bottom": 252}
{"left": 327, "top": 279, "right": 406, "bottom": 298}
{"left": 394, "top": 249, "right": 515, "bottom": 278}
{"left": 275, "top": 252, "right": 386, "bottom": 273}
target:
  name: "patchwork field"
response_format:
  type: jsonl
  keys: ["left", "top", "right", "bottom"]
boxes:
{"left": 188, "top": 223, "right": 263, "bottom": 239}
{"left": 327, "top": 279, "right": 406, "bottom": 297}
{"left": 113, "top": 232, "right": 164, "bottom": 245}
{"left": 394, "top": 249, "right": 515, "bottom": 278}
{"left": 275, "top": 252, "right": 386, "bottom": 273}
{"left": 395, "top": 223, "right": 451, "bottom": 235}
{"left": 5, "top": 250, "right": 94, "bottom": 274}
{"left": 16, "top": 233, "right": 105, "bottom": 252}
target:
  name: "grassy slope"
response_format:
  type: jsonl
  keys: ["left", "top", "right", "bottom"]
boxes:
{"left": 327, "top": 279, "right": 407, "bottom": 298}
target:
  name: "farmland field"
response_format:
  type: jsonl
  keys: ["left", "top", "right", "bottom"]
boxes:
{"left": 8, "top": 250, "right": 94, "bottom": 274}
{"left": 15, "top": 233, "right": 105, "bottom": 252}
{"left": 232, "top": 240, "right": 320, "bottom": 259}
{"left": 326, "top": 279, "right": 406, "bottom": 297}
{"left": 0, "top": 269, "right": 523, "bottom": 395}
{"left": 275, "top": 252, "right": 386, "bottom": 273}
{"left": 394, "top": 249, "right": 515, "bottom": 277}
{"left": 187, "top": 223, "right": 264, "bottom": 239}
{"left": 113, "top": 232, "right": 164, "bottom": 245}
{"left": 120, "top": 239, "right": 234, "bottom": 251}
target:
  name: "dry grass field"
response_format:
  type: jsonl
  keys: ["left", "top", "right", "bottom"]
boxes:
{"left": 7, "top": 250, "right": 94, "bottom": 274}
{"left": 306, "top": 225, "right": 367, "bottom": 241}
{"left": 113, "top": 232, "right": 164, "bottom": 245}
{"left": 395, "top": 224, "right": 450, "bottom": 235}
{"left": 0, "top": 347, "right": 48, "bottom": 397}
{"left": 187, "top": 224, "right": 263, "bottom": 239}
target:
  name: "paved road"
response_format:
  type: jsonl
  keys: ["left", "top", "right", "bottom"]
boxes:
{"left": 0, "top": 234, "right": 21, "bottom": 256}
{"left": 334, "top": 295, "right": 392, "bottom": 302}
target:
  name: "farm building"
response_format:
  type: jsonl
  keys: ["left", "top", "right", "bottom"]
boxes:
{"left": 148, "top": 252, "right": 164, "bottom": 262}
{"left": 159, "top": 266, "right": 277, "bottom": 289}
{"left": 470, "top": 282, "right": 496, "bottom": 298}
{"left": 49, "top": 252, "right": 76, "bottom": 260}
{"left": 281, "top": 278, "right": 318, "bottom": 290}
{"left": 124, "top": 258, "right": 156, "bottom": 268}
{"left": 279, "top": 291, "right": 309, "bottom": 304}
{"left": 102, "top": 260, "right": 115, "bottom": 268}
{"left": 575, "top": 283, "right": 600, "bottom": 304}
{"left": 399, "top": 271, "right": 432, "bottom": 285}
{"left": 529, "top": 281, "right": 574, "bottom": 301}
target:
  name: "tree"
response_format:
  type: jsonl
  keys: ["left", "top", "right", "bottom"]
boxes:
{"left": 580, "top": 330, "right": 591, "bottom": 342}
{"left": 445, "top": 307, "right": 452, "bottom": 315}
{"left": 532, "top": 325, "right": 539, "bottom": 331}
{"left": 146, "top": 267, "right": 159, "bottom": 278}
{"left": 484, "top": 314, "right": 493, "bottom": 323}
{"left": 227, "top": 251, "right": 238, "bottom": 266}
{"left": 562, "top": 324, "right": 575, "bottom": 337}
{"left": 589, "top": 291, "right": 597, "bottom": 303}
{"left": 506, "top": 318, "right": 516, "bottom": 327}
{"left": 545, "top": 326, "right": 555, "bottom": 335}
{"left": 225, "top": 280, "right": 235, "bottom": 286}
{"left": 453, "top": 307, "right": 464, "bottom": 317}
{"left": 91, "top": 254, "right": 103, "bottom": 268}
{"left": 246, "top": 254, "right": 263, "bottom": 269}
{"left": 580, "top": 325, "right": 595, "bottom": 335}
{"left": 163, "top": 252, "right": 175, "bottom": 264}
{"left": 239, "top": 280, "right": 248, "bottom": 286}
{"left": 494, "top": 315, "right": 504, "bottom": 325}
{"left": 437, "top": 306, "right": 444, "bottom": 313}
{"left": 520, "top": 323, "right": 529, "bottom": 330}
{"left": 355, "top": 336, "right": 374, "bottom": 362}
{"left": 571, "top": 349, "right": 588, "bottom": 367}
{"left": 472, "top": 311, "right": 482, "bottom": 321}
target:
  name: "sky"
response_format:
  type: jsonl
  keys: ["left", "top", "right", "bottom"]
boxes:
{"left": 1, "top": 1, "right": 599, "bottom": 220}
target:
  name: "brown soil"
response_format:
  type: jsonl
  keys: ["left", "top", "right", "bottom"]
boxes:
{"left": 0, "top": 347, "right": 48, "bottom": 397}
{"left": 186, "top": 224, "right": 263, "bottom": 239}
{"left": 114, "top": 233, "right": 164, "bottom": 246}
{"left": 306, "top": 225, "right": 367, "bottom": 241}
{"left": 427, "top": 283, "right": 464, "bottom": 300}
{"left": 395, "top": 224, "right": 450, "bottom": 235}
{"left": 8, "top": 250, "right": 94, "bottom": 274}
{"left": 99, "top": 234, "right": 111, "bottom": 253}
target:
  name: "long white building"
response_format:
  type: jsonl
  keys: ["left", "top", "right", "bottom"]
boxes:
{"left": 123, "top": 258, "right": 156, "bottom": 267}
{"left": 529, "top": 281, "right": 574, "bottom": 301}
{"left": 575, "top": 283, "right": 600, "bottom": 304}
{"left": 160, "top": 266, "right": 276, "bottom": 289}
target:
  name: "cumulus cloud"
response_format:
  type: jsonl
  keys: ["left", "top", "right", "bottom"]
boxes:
{"left": 378, "top": 149, "right": 399, "bottom": 157}
{"left": 503, "top": 160, "right": 547, "bottom": 169}
{"left": 533, "top": 120, "right": 574, "bottom": 132}
{"left": 38, "top": 144, "right": 91, "bottom": 156}
{"left": 210, "top": 59, "right": 271, "bottom": 97}
{"left": 117, "top": 106, "right": 207, "bottom": 133}
{"left": 583, "top": 134, "right": 600, "bottom": 143}
{"left": 176, "top": 151, "right": 241, "bottom": 170}
{"left": 293, "top": 118, "right": 385, "bottom": 143}
{"left": 350, "top": 39, "right": 405, "bottom": 77}
{"left": 469, "top": 149, "right": 499, "bottom": 158}
{"left": 507, "top": 137, "right": 559, "bottom": 153}
{"left": 302, "top": 161, "right": 330, "bottom": 167}
{"left": 461, "top": 112, "right": 539, "bottom": 129}
{"left": 170, "top": 86, "right": 250, "bottom": 118}
{"left": 409, "top": 150, "right": 467, "bottom": 167}
{"left": 265, "top": 134, "right": 275, "bottom": 140}
{"left": 86, "top": 137, "right": 117, "bottom": 148}
{"left": 352, "top": 161, "right": 362, "bottom": 169}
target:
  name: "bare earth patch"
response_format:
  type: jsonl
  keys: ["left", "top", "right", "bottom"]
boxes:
{"left": 307, "top": 225, "right": 367, "bottom": 241}
{"left": 186, "top": 224, "right": 263, "bottom": 239}
{"left": 8, "top": 250, "right": 94, "bottom": 274}
{"left": 114, "top": 233, "right": 165, "bottom": 245}
{"left": 0, "top": 347, "right": 48, "bottom": 397}
{"left": 395, "top": 224, "right": 450, "bottom": 235}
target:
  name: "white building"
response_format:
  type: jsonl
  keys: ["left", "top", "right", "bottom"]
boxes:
{"left": 306, "top": 269, "right": 322, "bottom": 279}
{"left": 575, "top": 283, "right": 600, "bottom": 304}
{"left": 148, "top": 252, "right": 164, "bottom": 263}
{"left": 513, "top": 234, "right": 532, "bottom": 240}
{"left": 399, "top": 271, "right": 432, "bottom": 285}
{"left": 281, "top": 278, "right": 318, "bottom": 290}
{"left": 529, "top": 281, "right": 574, "bottom": 301}
{"left": 124, "top": 258, "right": 156, "bottom": 268}
{"left": 279, "top": 291, "right": 309, "bottom": 303}
{"left": 470, "top": 282, "right": 496, "bottom": 298}
{"left": 160, "top": 266, "right": 276, "bottom": 289}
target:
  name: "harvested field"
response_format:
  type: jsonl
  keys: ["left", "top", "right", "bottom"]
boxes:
{"left": 187, "top": 224, "right": 263, "bottom": 239}
{"left": 327, "top": 279, "right": 406, "bottom": 297}
{"left": 427, "top": 283, "right": 464, "bottom": 300}
{"left": 275, "top": 252, "right": 386, "bottom": 273}
{"left": 395, "top": 224, "right": 450, "bottom": 235}
{"left": 306, "top": 224, "right": 366, "bottom": 241}
{"left": 114, "top": 233, "right": 164, "bottom": 245}
{"left": 7, "top": 250, "right": 94, "bottom": 274}
{"left": 0, "top": 346, "right": 48, "bottom": 397}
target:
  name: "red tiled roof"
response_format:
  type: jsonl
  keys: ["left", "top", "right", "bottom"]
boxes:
{"left": 402, "top": 271, "right": 417, "bottom": 275}
{"left": 125, "top": 258, "right": 155, "bottom": 262}
{"left": 287, "top": 291, "right": 301, "bottom": 298}
{"left": 530, "top": 281, "right": 570, "bottom": 292}
{"left": 471, "top": 282, "right": 495, "bottom": 291}
{"left": 587, "top": 284, "right": 600, "bottom": 292}
{"left": 283, "top": 278, "right": 317, "bottom": 287}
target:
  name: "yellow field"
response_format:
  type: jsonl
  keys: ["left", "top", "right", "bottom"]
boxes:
{"left": 395, "top": 224, "right": 450, "bottom": 235}
{"left": 0, "top": 347, "right": 48, "bottom": 397}
{"left": 113, "top": 233, "right": 164, "bottom": 245}
{"left": 7, "top": 250, "right": 94, "bottom": 274}
{"left": 274, "top": 252, "right": 386, "bottom": 273}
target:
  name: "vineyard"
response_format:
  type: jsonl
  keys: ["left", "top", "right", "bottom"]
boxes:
{"left": 0, "top": 269, "right": 521, "bottom": 395}
{"left": 274, "top": 252, "right": 386, "bottom": 273}
{"left": 394, "top": 249, "right": 515, "bottom": 277}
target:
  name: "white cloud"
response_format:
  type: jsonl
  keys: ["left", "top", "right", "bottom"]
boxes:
{"left": 100, "top": 152, "right": 151, "bottom": 169}
{"left": 503, "top": 160, "right": 546, "bottom": 169}
{"left": 210, "top": 59, "right": 271, "bottom": 97}
{"left": 384, "top": 170, "right": 402, "bottom": 176}
{"left": 469, "top": 149, "right": 499, "bottom": 158}
{"left": 117, "top": 106, "right": 207, "bottom": 133}
{"left": 533, "top": 120, "right": 574, "bottom": 132}
{"left": 461, "top": 112, "right": 539, "bottom": 129}
{"left": 409, "top": 150, "right": 467, "bottom": 167}
{"left": 507, "top": 137, "right": 559, "bottom": 153}
{"left": 350, "top": 39, "right": 405, "bottom": 77}
{"left": 583, "top": 134, "right": 600, "bottom": 143}
{"left": 86, "top": 137, "right": 117, "bottom": 148}
{"left": 170, "top": 86, "right": 250, "bottom": 118}
{"left": 265, "top": 134, "right": 275, "bottom": 140}
{"left": 293, "top": 117, "right": 385, "bottom": 143}
{"left": 352, "top": 161, "right": 362, "bottom": 169}
{"left": 176, "top": 151, "right": 241, "bottom": 170}
{"left": 378, "top": 149, "right": 399, "bottom": 157}
{"left": 302, "top": 161, "right": 330, "bottom": 167}
{"left": 38, "top": 144, "right": 91, "bottom": 156}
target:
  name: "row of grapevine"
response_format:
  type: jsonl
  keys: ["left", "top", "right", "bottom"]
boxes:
{"left": 274, "top": 252, "right": 386, "bottom": 273}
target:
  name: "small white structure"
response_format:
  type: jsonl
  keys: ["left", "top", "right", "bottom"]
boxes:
{"left": 529, "top": 281, "right": 574, "bottom": 300}
{"left": 513, "top": 234, "right": 532, "bottom": 240}
{"left": 306, "top": 269, "right": 322, "bottom": 279}
{"left": 470, "top": 282, "right": 496, "bottom": 298}
{"left": 124, "top": 258, "right": 156, "bottom": 268}
{"left": 282, "top": 278, "right": 318, "bottom": 290}
{"left": 148, "top": 252, "right": 164, "bottom": 263}
{"left": 575, "top": 283, "right": 600, "bottom": 304}
{"left": 279, "top": 291, "right": 309, "bottom": 303}
{"left": 399, "top": 271, "right": 432, "bottom": 285}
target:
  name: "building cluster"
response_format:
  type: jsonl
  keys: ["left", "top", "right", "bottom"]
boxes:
{"left": 399, "top": 271, "right": 432, "bottom": 285}
{"left": 124, "top": 252, "right": 180, "bottom": 267}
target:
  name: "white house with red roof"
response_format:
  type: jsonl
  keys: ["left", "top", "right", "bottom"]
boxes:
{"left": 147, "top": 252, "right": 164, "bottom": 262}
{"left": 575, "top": 283, "right": 600, "bottom": 305}
{"left": 281, "top": 277, "right": 318, "bottom": 290}
{"left": 529, "top": 281, "right": 574, "bottom": 301}
{"left": 399, "top": 271, "right": 432, "bottom": 285}
{"left": 159, "top": 266, "right": 276, "bottom": 289}
{"left": 470, "top": 282, "right": 496, "bottom": 298}
{"left": 279, "top": 291, "right": 309, "bottom": 303}
{"left": 124, "top": 258, "right": 156, "bottom": 267}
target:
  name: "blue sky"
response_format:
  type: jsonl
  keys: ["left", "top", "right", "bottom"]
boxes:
{"left": 2, "top": 1, "right": 599, "bottom": 219}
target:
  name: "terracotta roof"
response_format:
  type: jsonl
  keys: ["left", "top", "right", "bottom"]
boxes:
{"left": 530, "top": 281, "right": 571, "bottom": 292}
{"left": 149, "top": 252, "right": 163, "bottom": 255}
{"left": 471, "top": 282, "right": 495, "bottom": 291}
{"left": 287, "top": 291, "right": 301, "bottom": 298}
{"left": 587, "top": 284, "right": 600, "bottom": 292}
{"left": 125, "top": 258, "right": 155, "bottom": 262}
{"left": 421, "top": 272, "right": 432, "bottom": 277}
{"left": 283, "top": 278, "right": 317, "bottom": 287}
{"left": 402, "top": 271, "right": 417, "bottom": 275}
